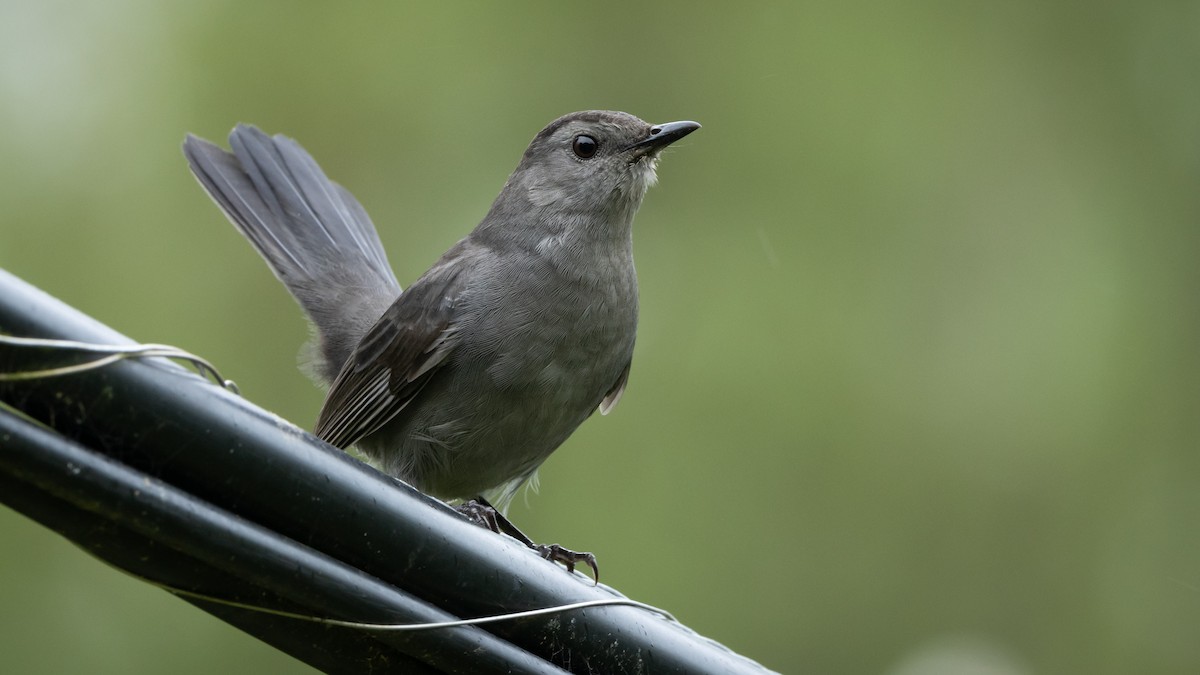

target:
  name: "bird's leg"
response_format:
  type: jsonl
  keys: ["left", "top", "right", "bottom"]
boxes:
{"left": 456, "top": 496, "right": 599, "bottom": 584}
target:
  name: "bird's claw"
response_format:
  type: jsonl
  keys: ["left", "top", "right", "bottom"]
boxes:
{"left": 533, "top": 544, "right": 599, "bottom": 584}
{"left": 456, "top": 499, "right": 502, "bottom": 533}
{"left": 456, "top": 497, "right": 600, "bottom": 584}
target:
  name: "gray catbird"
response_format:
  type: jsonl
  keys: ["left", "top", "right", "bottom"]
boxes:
{"left": 183, "top": 111, "right": 699, "bottom": 575}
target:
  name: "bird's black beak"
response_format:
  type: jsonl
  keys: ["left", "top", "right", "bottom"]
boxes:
{"left": 627, "top": 120, "right": 702, "bottom": 153}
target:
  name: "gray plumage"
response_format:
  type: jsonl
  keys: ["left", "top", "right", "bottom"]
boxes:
{"left": 184, "top": 111, "right": 699, "bottom": 509}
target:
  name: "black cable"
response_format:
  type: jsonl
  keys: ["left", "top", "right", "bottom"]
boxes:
{"left": 0, "top": 269, "right": 772, "bottom": 675}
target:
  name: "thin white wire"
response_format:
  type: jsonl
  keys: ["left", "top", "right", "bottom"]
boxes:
{"left": 160, "top": 582, "right": 676, "bottom": 631}
{"left": 0, "top": 334, "right": 238, "bottom": 392}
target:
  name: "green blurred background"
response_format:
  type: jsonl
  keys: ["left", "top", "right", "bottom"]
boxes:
{"left": 2, "top": 1, "right": 1198, "bottom": 673}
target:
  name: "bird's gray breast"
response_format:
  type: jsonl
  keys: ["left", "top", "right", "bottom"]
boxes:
{"left": 469, "top": 242, "right": 637, "bottom": 404}
{"left": 401, "top": 239, "right": 637, "bottom": 499}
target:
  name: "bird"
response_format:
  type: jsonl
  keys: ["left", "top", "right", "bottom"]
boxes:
{"left": 183, "top": 111, "right": 699, "bottom": 578}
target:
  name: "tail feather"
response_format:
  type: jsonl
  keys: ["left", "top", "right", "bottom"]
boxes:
{"left": 183, "top": 124, "right": 401, "bottom": 381}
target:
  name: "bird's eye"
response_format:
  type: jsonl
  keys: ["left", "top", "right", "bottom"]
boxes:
{"left": 572, "top": 135, "right": 598, "bottom": 159}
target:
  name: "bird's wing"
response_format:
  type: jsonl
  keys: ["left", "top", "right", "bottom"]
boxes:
{"left": 598, "top": 359, "right": 632, "bottom": 415}
{"left": 314, "top": 256, "right": 466, "bottom": 448}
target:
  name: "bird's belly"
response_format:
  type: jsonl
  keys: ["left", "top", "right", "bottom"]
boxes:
{"left": 370, "top": 291, "right": 636, "bottom": 502}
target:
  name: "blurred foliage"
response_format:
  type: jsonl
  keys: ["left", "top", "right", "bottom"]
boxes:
{"left": 2, "top": 1, "right": 1199, "bottom": 673}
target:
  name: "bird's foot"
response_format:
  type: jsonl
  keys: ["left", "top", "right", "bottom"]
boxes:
{"left": 456, "top": 498, "right": 503, "bottom": 533}
{"left": 456, "top": 497, "right": 599, "bottom": 584}
{"left": 531, "top": 543, "right": 599, "bottom": 581}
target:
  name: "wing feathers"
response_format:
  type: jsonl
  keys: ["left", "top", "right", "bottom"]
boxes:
{"left": 599, "top": 359, "right": 631, "bottom": 415}
{"left": 314, "top": 258, "right": 467, "bottom": 448}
